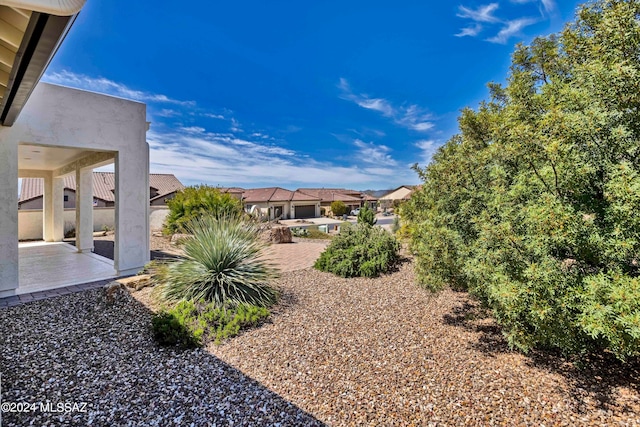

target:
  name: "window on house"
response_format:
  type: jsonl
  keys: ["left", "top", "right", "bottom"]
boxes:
{"left": 64, "top": 195, "right": 69, "bottom": 202}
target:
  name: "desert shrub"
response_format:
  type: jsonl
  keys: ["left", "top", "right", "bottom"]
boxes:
{"left": 291, "top": 227, "right": 309, "bottom": 237}
{"left": 402, "top": 1, "right": 640, "bottom": 360}
{"left": 330, "top": 200, "right": 348, "bottom": 216}
{"left": 315, "top": 223, "right": 399, "bottom": 277}
{"left": 357, "top": 205, "right": 376, "bottom": 226}
{"left": 153, "top": 215, "right": 278, "bottom": 307}
{"left": 164, "top": 185, "right": 244, "bottom": 234}
{"left": 151, "top": 300, "right": 270, "bottom": 348}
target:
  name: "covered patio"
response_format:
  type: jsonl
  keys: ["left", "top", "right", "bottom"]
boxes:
{"left": 17, "top": 241, "right": 116, "bottom": 295}
{"left": 0, "top": 83, "right": 150, "bottom": 298}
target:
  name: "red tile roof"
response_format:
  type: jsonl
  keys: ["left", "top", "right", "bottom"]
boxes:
{"left": 19, "top": 172, "right": 184, "bottom": 204}
{"left": 242, "top": 187, "right": 320, "bottom": 203}
{"left": 296, "top": 188, "right": 372, "bottom": 203}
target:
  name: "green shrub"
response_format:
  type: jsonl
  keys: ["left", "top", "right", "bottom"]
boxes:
{"left": 164, "top": 185, "right": 244, "bottom": 234}
{"left": 402, "top": 1, "right": 640, "bottom": 361}
{"left": 315, "top": 223, "right": 399, "bottom": 277}
{"left": 291, "top": 227, "right": 309, "bottom": 237}
{"left": 153, "top": 215, "right": 278, "bottom": 307}
{"left": 391, "top": 215, "right": 400, "bottom": 234}
{"left": 330, "top": 200, "right": 348, "bottom": 216}
{"left": 357, "top": 205, "right": 376, "bottom": 226}
{"left": 151, "top": 300, "right": 270, "bottom": 348}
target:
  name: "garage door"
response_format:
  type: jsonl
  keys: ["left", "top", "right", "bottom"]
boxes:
{"left": 294, "top": 205, "right": 316, "bottom": 219}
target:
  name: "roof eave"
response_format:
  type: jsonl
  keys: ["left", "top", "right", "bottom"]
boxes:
{"left": 0, "top": 11, "right": 77, "bottom": 126}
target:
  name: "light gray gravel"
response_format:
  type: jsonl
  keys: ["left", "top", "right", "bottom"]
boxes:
{"left": 0, "top": 290, "right": 323, "bottom": 426}
{"left": 2, "top": 259, "right": 640, "bottom": 426}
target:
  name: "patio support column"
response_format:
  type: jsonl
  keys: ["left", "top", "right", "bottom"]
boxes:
{"left": 75, "top": 167, "right": 93, "bottom": 253}
{"left": 114, "top": 143, "right": 150, "bottom": 276}
{"left": 43, "top": 173, "right": 64, "bottom": 242}
{"left": 0, "top": 137, "right": 19, "bottom": 297}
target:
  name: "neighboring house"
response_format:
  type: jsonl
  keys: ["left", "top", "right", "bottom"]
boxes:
{"left": 242, "top": 187, "right": 321, "bottom": 220}
{"left": 18, "top": 173, "right": 184, "bottom": 209}
{"left": 297, "top": 188, "right": 378, "bottom": 213}
{"left": 379, "top": 185, "right": 421, "bottom": 209}
{"left": 216, "top": 187, "right": 244, "bottom": 201}
{"left": 0, "top": 0, "right": 150, "bottom": 297}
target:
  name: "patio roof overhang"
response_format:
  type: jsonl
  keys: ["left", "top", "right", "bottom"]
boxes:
{"left": 0, "top": 1, "right": 83, "bottom": 126}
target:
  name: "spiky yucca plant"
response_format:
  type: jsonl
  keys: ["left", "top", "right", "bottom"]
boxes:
{"left": 154, "top": 215, "right": 278, "bottom": 307}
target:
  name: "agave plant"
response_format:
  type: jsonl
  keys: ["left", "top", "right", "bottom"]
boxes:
{"left": 154, "top": 215, "right": 278, "bottom": 307}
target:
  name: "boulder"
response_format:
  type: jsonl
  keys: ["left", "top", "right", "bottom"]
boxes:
{"left": 103, "top": 281, "right": 125, "bottom": 304}
{"left": 267, "top": 226, "right": 293, "bottom": 244}
{"left": 117, "top": 274, "right": 152, "bottom": 291}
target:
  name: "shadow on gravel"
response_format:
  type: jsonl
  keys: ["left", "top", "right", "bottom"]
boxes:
{"left": 442, "top": 298, "right": 640, "bottom": 414}
{"left": 0, "top": 288, "right": 325, "bottom": 426}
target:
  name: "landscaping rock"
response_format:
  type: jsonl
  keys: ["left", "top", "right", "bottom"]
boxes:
{"left": 117, "top": 274, "right": 152, "bottom": 291}
{"left": 103, "top": 281, "right": 125, "bottom": 304}
{"left": 266, "top": 226, "right": 292, "bottom": 244}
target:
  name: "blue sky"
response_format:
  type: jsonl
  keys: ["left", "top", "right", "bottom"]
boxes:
{"left": 43, "top": 0, "right": 583, "bottom": 190}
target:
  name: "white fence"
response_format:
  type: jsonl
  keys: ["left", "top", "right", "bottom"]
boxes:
{"left": 18, "top": 207, "right": 170, "bottom": 240}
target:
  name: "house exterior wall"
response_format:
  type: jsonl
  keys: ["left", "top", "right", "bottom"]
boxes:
{"left": 0, "top": 83, "right": 150, "bottom": 295}
{"left": 18, "top": 206, "right": 170, "bottom": 240}
{"left": 380, "top": 187, "right": 413, "bottom": 208}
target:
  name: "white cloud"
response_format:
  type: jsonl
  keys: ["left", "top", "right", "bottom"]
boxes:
{"left": 456, "top": 23, "right": 484, "bottom": 38}
{"left": 43, "top": 70, "right": 195, "bottom": 106}
{"left": 457, "top": 1, "right": 552, "bottom": 43}
{"left": 457, "top": 3, "right": 500, "bottom": 23}
{"left": 540, "top": 0, "right": 556, "bottom": 13}
{"left": 147, "top": 128, "right": 414, "bottom": 187}
{"left": 353, "top": 139, "right": 397, "bottom": 165}
{"left": 338, "top": 78, "right": 434, "bottom": 133}
{"left": 487, "top": 18, "right": 538, "bottom": 44}
{"left": 144, "top": 121, "right": 420, "bottom": 188}
{"left": 415, "top": 140, "right": 441, "bottom": 166}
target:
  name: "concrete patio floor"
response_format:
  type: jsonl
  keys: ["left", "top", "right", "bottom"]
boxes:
{"left": 17, "top": 241, "right": 116, "bottom": 295}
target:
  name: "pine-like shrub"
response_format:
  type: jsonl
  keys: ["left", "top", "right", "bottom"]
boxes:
{"left": 315, "top": 223, "right": 399, "bottom": 277}
{"left": 357, "top": 205, "right": 376, "bottom": 226}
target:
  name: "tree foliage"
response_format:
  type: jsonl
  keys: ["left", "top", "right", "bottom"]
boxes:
{"left": 403, "top": 0, "right": 640, "bottom": 360}
{"left": 164, "top": 185, "right": 244, "bottom": 234}
{"left": 331, "top": 200, "right": 348, "bottom": 216}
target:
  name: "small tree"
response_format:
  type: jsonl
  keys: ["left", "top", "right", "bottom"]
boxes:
{"left": 164, "top": 185, "right": 244, "bottom": 234}
{"left": 330, "top": 200, "right": 348, "bottom": 216}
{"left": 357, "top": 205, "right": 376, "bottom": 226}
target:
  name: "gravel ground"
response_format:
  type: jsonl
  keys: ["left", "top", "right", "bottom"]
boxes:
{"left": 2, "top": 260, "right": 640, "bottom": 425}
{"left": 0, "top": 290, "right": 323, "bottom": 426}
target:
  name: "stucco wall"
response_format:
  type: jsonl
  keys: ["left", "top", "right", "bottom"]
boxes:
{"left": 18, "top": 206, "right": 169, "bottom": 240}
{"left": 1, "top": 83, "right": 150, "bottom": 287}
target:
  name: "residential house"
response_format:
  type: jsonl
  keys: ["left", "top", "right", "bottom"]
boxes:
{"left": 297, "top": 188, "right": 378, "bottom": 213}
{"left": 18, "top": 172, "right": 184, "bottom": 209}
{"left": 0, "top": 0, "right": 150, "bottom": 297}
{"left": 379, "top": 185, "right": 421, "bottom": 209}
{"left": 242, "top": 187, "right": 321, "bottom": 220}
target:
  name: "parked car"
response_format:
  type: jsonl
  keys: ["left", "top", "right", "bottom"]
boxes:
{"left": 350, "top": 208, "right": 360, "bottom": 216}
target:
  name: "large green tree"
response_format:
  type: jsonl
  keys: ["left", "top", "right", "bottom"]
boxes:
{"left": 404, "top": 0, "right": 640, "bottom": 360}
